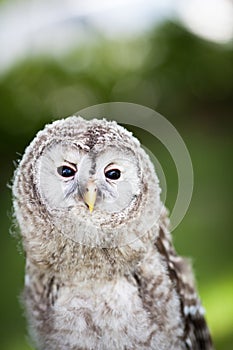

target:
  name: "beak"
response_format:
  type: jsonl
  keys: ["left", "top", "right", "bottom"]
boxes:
{"left": 83, "top": 181, "right": 97, "bottom": 213}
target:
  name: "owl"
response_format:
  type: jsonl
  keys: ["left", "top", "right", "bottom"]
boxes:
{"left": 12, "top": 116, "right": 213, "bottom": 350}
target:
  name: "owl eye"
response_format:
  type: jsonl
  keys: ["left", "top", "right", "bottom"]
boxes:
{"left": 105, "top": 169, "right": 121, "bottom": 180}
{"left": 57, "top": 165, "right": 76, "bottom": 178}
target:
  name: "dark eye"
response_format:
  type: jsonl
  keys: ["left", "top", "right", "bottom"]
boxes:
{"left": 105, "top": 169, "right": 121, "bottom": 180}
{"left": 57, "top": 165, "right": 76, "bottom": 178}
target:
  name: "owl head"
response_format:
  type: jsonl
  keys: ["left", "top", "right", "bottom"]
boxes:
{"left": 13, "top": 116, "right": 162, "bottom": 248}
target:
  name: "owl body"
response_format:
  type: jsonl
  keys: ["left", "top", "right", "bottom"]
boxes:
{"left": 13, "top": 116, "right": 213, "bottom": 349}
{"left": 24, "top": 242, "right": 185, "bottom": 350}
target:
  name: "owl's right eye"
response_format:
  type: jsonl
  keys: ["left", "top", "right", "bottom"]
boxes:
{"left": 57, "top": 165, "right": 76, "bottom": 178}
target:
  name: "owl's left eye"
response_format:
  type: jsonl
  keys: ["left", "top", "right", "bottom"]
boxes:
{"left": 57, "top": 165, "right": 76, "bottom": 178}
{"left": 105, "top": 169, "right": 121, "bottom": 180}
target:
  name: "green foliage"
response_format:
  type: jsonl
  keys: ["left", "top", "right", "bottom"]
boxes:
{"left": 1, "top": 21, "right": 232, "bottom": 349}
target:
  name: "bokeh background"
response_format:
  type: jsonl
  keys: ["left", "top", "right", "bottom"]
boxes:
{"left": 0, "top": 0, "right": 232, "bottom": 349}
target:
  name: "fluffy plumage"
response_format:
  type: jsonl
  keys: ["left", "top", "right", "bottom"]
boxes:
{"left": 12, "top": 116, "right": 213, "bottom": 350}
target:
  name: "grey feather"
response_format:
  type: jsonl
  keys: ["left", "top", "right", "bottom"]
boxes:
{"left": 12, "top": 116, "right": 213, "bottom": 350}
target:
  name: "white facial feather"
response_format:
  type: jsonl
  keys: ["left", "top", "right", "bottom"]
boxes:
{"left": 38, "top": 143, "right": 141, "bottom": 214}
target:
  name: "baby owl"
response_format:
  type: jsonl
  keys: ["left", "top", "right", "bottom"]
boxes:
{"left": 12, "top": 116, "right": 213, "bottom": 350}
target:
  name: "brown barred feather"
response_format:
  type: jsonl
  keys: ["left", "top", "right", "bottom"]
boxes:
{"left": 156, "top": 212, "right": 214, "bottom": 350}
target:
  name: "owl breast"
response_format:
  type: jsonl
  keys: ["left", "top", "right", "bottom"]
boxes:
{"left": 26, "top": 252, "right": 185, "bottom": 350}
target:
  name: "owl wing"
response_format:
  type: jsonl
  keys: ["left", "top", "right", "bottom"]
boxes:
{"left": 154, "top": 208, "right": 214, "bottom": 350}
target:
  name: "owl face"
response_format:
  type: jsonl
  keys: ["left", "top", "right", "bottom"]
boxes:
{"left": 14, "top": 117, "right": 161, "bottom": 247}
{"left": 38, "top": 140, "right": 142, "bottom": 217}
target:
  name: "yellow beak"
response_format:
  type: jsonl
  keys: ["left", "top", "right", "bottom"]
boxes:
{"left": 83, "top": 181, "right": 97, "bottom": 213}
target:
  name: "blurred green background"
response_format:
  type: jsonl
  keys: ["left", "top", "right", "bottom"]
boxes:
{"left": 0, "top": 1, "right": 233, "bottom": 349}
